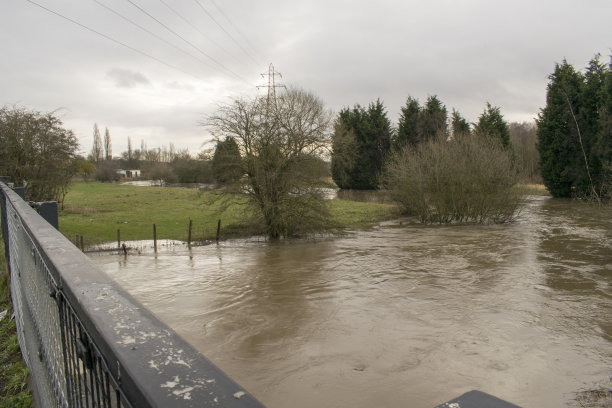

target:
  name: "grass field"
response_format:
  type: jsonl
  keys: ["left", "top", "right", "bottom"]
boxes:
{"left": 59, "top": 181, "right": 401, "bottom": 246}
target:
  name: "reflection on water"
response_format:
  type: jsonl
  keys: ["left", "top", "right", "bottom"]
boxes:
{"left": 90, "top": 196, "right": 612, "bottom": 408}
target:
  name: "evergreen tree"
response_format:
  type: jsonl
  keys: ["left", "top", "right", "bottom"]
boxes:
{"left": 474, "top": 103, "right": 511, "bottom": 148}
{"left": 394, "top": 96, "right": 420, "bottom": 149}
{"left": 331, "top": 100, "right": 392, "bottom": 189}
{"left": 212, "top": 136, "right": 243, "bottom": 184}
{"left": 536, "top": 60, "right": 585, "bottom": 197}
{"left": 577, "top": 55, "right": 607, "bottom": 195}
{"left": 451, "top": 109, "right": 471, "bottom": 139}
{"left": 330, "top": 118, "right": 358, "bottom": 189}
{"left": 598, "top": 58, "right": 612, "bottom": 175}
{"left": 364, "top": 99, "right": 393, "bottom": 187}
{"left": 419, "top": 95, "right": 448, "bottom": 141}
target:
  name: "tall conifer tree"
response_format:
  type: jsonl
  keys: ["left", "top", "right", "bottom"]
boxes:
{"left": 474, "top": 103, "right": 511, "bottom": 148}
{"left": 395, "top": 97, "right": 421, "bottom": 149}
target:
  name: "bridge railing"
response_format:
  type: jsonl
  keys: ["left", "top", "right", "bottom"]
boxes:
{"left": 0, "top": 181, "right": 265, "bottom": 408}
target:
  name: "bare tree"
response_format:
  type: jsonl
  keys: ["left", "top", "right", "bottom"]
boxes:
{"left": 90, "top": 123, "right": 103, "bottom": 163}
{"left": 0, "top": 106, "right": 78, "bottom": 202}
{"left": 509, "top": 121, "right": 540, "bottom": 183}
{"left": 104, "top": 126, "right": 112, "bottom": 160}
{"left": 127, "top": 136, "right": 133, "bottom": 160}
{"left": 205, "top": 87, "right": 333, "bottom": 239}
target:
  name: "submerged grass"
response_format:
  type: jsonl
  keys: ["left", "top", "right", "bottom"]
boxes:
{"left": 516, "top": 183, "right": 550, "bottom": 196}
{"left": 0, "top": 234, "right": 33, "bottom": 408}
{"left": 60, "top": 181, "right": 400, "bottom": 245}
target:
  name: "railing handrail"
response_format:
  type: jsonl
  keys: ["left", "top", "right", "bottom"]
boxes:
{"left": 0, "top": 181, "right": 265, "bottom": 407}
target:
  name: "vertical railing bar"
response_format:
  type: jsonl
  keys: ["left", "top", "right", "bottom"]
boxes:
{"left": 69, "top": 312, "right": 82, "bottom": 408}
{"left": 72, "top": 314, "right": 85, "bottom": 408}
{"left": 90, "top": 350, "right": 98, "bottom": 406}
{"left": 68, "top": 312, "right": 79, "bottom": 408}
{"left": 65, "top": 304, "right": 76, "bottom": 408}
{"left": 98, "top": 354, "right": 105, "bottom": 406}
{"left": 59, "top": 297, "right": 75, "bottom": 408}
{"left": 102, "top": 370, "right": 110, "bottom": 408}
{"left": 63, "top": 304, "right": 74, "bottom": 408}
{"left": 82, "top": 326, "right": 93, "bottom": 408}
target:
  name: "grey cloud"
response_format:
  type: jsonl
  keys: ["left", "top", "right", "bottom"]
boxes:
{"left": 107, "top": 68, "right": 150, "bottom": 88}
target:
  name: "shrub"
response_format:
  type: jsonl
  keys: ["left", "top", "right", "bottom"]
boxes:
{"left": 93, "top": 161, "right": 120, "bottom": 182}
{"left": 170, "top": 158, "right": 214, "bottom": 183}
{"left": 384, "top": 133, "right": 521, "bottom": 224}
{"left": 141, "top": 162, "right": 177, "bottom": 185}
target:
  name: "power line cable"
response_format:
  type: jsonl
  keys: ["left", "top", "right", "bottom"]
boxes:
{"left": 24, "top": 0, "right": 198, "bottom": 79}
{"left": 92, "top": 0, "right": 215, "bottom": 71}
{"left": 192, "top": 0, "right": 260, "bottom": 67}
{"left": 207, "top": 0, "right": 263, "bottom": 63}
{"left": 125, "top": 0, "right": 247, "bottom": 82}
{"left": 157, "top": 0, "right": 245, "bottom": 67}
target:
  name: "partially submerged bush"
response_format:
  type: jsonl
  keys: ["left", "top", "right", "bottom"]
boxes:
{"left": 384, "top": 133, "right": 521, "bottom": 223}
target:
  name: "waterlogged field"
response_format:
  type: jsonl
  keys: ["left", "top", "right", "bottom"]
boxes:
{"left": 59, "top": 181, "right": 400, "bottom": 245}
{"left": 91, "top": 196, "right": 612, "bottom": 408}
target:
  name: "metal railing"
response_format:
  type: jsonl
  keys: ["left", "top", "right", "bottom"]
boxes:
{"left": 0, "top": 181, "right": 265, "bottom": 408}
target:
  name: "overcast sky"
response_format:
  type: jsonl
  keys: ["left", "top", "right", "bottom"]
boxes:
{"left": 1, "top": 0, "right": 611, "bottom": 156}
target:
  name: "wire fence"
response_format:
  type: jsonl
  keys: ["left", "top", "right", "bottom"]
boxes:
{"left": 0, "top": 181, "right": 265, "bottom": 408}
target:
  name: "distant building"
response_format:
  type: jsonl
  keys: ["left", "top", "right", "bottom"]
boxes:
{"left": 116, "top": 169, "right": 141, "bottom": 178}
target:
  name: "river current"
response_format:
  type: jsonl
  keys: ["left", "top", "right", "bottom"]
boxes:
{"left": 90, "top": 196, "right": 612, "bottom": 407}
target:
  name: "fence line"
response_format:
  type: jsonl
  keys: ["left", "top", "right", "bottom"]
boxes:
{"left": 0, "top": 181, "right": 264, "bottom": 408}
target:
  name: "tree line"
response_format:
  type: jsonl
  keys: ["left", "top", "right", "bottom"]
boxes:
{"left": 329, "top": 96, "right": 516, "bottom": 191}
{"left": 83, "top": 123, "right": 214, "bottom": 185}
{"left": 1, "top": 53, "right": 608, "bottom": 237}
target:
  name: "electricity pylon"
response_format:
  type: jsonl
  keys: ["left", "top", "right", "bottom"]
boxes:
{"left": 257, "top": 63, "right": 286, "bottom": 110}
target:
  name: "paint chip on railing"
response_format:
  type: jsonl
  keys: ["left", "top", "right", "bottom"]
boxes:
{"left": 173, "top": 386, "right": 193, "bottom": 400}
{"left": 161, "top": 376, "right": 180, "bottom": 388}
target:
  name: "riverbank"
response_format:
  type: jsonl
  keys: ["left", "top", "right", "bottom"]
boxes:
{"left": 59, "top": 181, "right": 401, "bottom": 246}
{"left": 0, "top": 234, "right": 33, "bottom": 407}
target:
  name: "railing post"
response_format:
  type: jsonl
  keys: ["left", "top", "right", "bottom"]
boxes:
{"left": 37, "top": 201, "right": 59, "bottom": 230}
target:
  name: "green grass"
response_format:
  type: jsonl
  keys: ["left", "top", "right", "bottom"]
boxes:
{"left": 0, "top": 235, "right": 33, "bottom": 408}
{"left": 516, "top": 183, "right": 551, "bottom": 196}
{"left": 328, "top": 198, "right": 400, "bottom": 226}
{"left": 59, "top": 181, "right": 400, "bottom": 245}
{"left": 60, "top": 181, "right": 256, "bottom": 245}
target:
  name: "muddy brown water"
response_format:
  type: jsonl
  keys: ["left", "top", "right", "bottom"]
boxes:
{"left": 90, "top": 196, "right": 612, "bottom": 407}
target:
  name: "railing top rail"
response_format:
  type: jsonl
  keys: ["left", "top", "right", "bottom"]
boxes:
{"left": 0, "top": 181, "right": 264, "bottom": 407}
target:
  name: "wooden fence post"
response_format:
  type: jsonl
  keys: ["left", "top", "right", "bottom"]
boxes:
{"left": 153, "top": 224, "right": 157, "bottom": 253}
{"left": 188, "top": 219, "right": 193, "bottom": 249}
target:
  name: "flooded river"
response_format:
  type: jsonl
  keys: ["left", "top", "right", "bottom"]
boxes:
{"left": 90, "top": 196, "right": 612, "bottom": 407}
